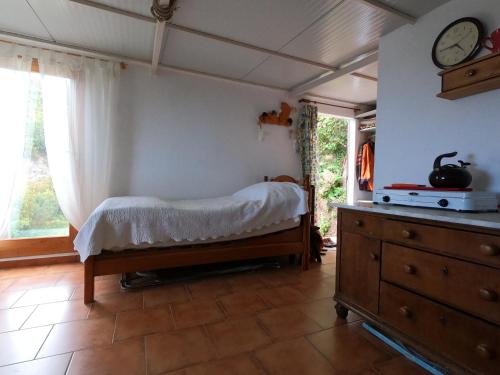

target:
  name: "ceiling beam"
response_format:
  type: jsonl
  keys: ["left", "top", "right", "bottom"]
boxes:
{"left": 290, "top": 51, "right": 378, "bottom": 96}
{"left": 68, "top": 0, "right": 154, "bottom": 22}
{"left": 350, "top": 72, "right": 378, "bottom": 82}
{"left": 68, "top": 0, "right": 337, "bottom": 71}
{"left": 152, "top": 21, "right": 166, "bottom": 72}
{"left": 355, "top": 0, "right": 416, "bottom": 24}
{"left": 0, "top": 29, "right": 287, "bottom": 93}
{"left": 302, "top": 93, "right": 360, "bottom": 108}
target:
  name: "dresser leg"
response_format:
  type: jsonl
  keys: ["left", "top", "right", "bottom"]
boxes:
{"left": 335, "top": 303, "right": 348, "bottom": 319}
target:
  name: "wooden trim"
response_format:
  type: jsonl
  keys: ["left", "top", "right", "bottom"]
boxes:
{"left": 0, "top": 254, "right": 79, "bottom": 269}
{"left": 0, "top": 225, "right": 77, "bottom": 259}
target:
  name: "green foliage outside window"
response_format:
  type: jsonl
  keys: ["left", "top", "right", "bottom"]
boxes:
{"left": 316, "top": 115, "right": 348, "bottom": 236}
{"left": 10, "top": 77, "right": 67, "bottom": 239}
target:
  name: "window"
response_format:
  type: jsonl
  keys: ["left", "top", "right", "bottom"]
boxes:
{"left": 0, "top": 65, "right": 75, "bottom": 259}
{"left": 8, "top": 73, "right": 68, "bottom": 239}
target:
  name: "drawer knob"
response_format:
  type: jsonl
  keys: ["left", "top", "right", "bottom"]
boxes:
{"left": 404, "top": 264, "right": 416, "bottom": 274}
{"left": 402, "top": 229, "right": 415, "bottom": 239}
{"left": 479, "top": 288, "right": 498, "bottom": 302}
{"left": 476, "top": 344, "right": 495, "bottom": 360}
{"left": 354, "top": 220, "right": 363, "bottom": 227}
{"left": 480, "top": 244, "right": 499, "bottom": 257}
{"left": 369, "top": 252, "right": 378, "bottom": 261}
{"left": 441, "top": 266, "right": 449, "bottom": 276}
{"left": 399, "top": 306, "right": 412, "bottom": 318}
{"left": 465, "top": 69, "right": 477, "bottom": 77}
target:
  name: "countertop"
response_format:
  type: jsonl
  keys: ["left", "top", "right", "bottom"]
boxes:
{"left": 331, "top": 202, "right": 500, "bottom": 231}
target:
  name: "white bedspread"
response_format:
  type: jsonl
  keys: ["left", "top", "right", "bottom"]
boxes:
{"left": 74, "top": 182, "right": 308, "bottom": 261}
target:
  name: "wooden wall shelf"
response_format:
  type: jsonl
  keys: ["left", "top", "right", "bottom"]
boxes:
{"left": 437, "top": 51, "right": 500, "bottom": 100}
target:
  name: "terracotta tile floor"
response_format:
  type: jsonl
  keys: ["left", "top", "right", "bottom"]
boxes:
{"left": 0, "top": 251, "right": 428, "bottom": 374}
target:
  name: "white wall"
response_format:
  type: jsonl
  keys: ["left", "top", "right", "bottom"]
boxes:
{"left": 375, "top": 0, "right": 500, "bottom": 193}
{"left": 110, "top": 66, "right": 301, "bottom": 199}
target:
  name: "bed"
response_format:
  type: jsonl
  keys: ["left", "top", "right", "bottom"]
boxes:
{"left": 79, "top": 175, "right": 311, "bottom": 304}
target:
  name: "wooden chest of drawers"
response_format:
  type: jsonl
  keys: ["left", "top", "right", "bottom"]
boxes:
{"left": 335, "top": 208, "right": 500, "bottom": 374}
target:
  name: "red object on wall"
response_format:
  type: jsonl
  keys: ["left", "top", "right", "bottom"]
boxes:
{"left": 483, "top": 28, "right": 500, "bottom": 53}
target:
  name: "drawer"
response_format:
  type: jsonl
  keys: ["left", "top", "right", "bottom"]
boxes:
{"left": 382, "top": 243, "right": 500, "bottom": 324}
{"left": 380, "top": 282, "right": 500, "bottom": 375}
{"left": 383, "top": 219, "right": 446, "bottom": 251}
{"left": 383, "top": 220, "right": 500, "bottom": 269}
{"left": 442, "top": 55, "right": 500, "bottom": 92}
{"left": 448, "top": 230, "right": 500, "bottom": 269}
{"left": 341, "top": 210, "right": 382, "bottom": 238}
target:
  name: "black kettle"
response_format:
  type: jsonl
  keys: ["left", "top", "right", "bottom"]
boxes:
{"left": 429, "top": 152, "right": 472, "bottom": 188}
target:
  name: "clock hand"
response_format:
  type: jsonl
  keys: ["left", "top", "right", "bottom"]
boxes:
{"left": 439, "top": 31, "right": 473, "bottom": 53}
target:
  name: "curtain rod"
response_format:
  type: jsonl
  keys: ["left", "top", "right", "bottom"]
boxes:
{"left": 299, "top": 99, "right": 359, "bottom": 111}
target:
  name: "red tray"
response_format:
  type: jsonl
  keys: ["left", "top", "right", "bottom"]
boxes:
{"left": 384, "top": 185, "right": 473, "bottom": 192}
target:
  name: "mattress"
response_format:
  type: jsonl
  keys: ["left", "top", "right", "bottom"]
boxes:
{"left": 104, "top": 217, "right": 300, "bottom": 251}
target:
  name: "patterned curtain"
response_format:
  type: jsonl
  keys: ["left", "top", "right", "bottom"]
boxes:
{"left": 295, "top": 104, "right": 319, "bottom": 184}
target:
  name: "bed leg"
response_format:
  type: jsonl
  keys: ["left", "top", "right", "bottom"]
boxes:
{"left": 84, "top": 257, "right": 95, "bottom": 304}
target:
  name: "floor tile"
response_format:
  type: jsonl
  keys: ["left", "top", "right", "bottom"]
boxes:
{"left": 6, "top": 273, "right": 62, "bottom": 291}
{"left": 255, "top": 337, "right": 337, "bottom": 375}
{"left": 0, "top": 353, "right": 71, "bottom": 375}
{"left": 0, "top": 290, "right": 25, "bottom": 309}
{"left": 374, "top": 357, "right": 430, "bottom": 375}
{"left": 207, "top": 317, "right": 271, "bottom": 358}
{"left": 257, "top": 285, "right": 307, "bottom": 307}
{"left": 307, "top": 324, "right": 393, "bottom": 374}
{"left": 68, "top": 337, "right": 146, "bottom": 375}
{"left": 22, "top": 300, "right": 90, "bottom": 329}
{"left": 114, "top": 307, "right": 173, "bottom": 341}
{"left": 224, "top": 273, "right": 267, "bottom": 291}
{"left": 0, "top": 279, "right": 14, "bottom": 292}
{"left": 45, "top": 262, "right": 82, "bottom": 274}
{"left": 168, "top": 354, "right": 264, "bottom": 374}
{"left": 294, "top": 278, "right": 335, "bottom": 301}
{"left": 146, "top": 327, "right": 215, "bottom": 375}
{"left": 87, "top": 292, "right": 143, "bottom": 319}
{"left": 258, "top": 306, "right": 322, "bottom": 339}
{"left": 0, "top": 266, "right": 47, "bottom": 280}
{"left": 71, "top": 278, "right": 123, "bottom": 300}
{"left": 143, "top": 284, "right": 190, "bottom": 308}
{"left": 0, "top": 306, "right": 35, "bottom": 333}
{"left": 13, "top": 286, "right": 73, "bottom": 307}
{"left": 0, "top": 326, "right": 52, "bottom": 366}
{"left": 56, "top": 271, "right": 85, "bottom": 287}
{"left": 257, "top": 270, "right": 298, "bottom": 287}
{"left": 37, "top": 317, "right": 115, "bottom": 357}
{"left": 295, "top": 298, "right": 362, "bottom": 329}
{"left": 218, "top": 291, "right": 269, "bottom": 317}
{"left": 172, "top": 299, "right": 225, "bottom": 329}
{"left": 187, "top": 278, "right": 232, "bottom": 299}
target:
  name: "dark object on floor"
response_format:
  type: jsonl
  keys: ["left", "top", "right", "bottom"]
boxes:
{"left": 120, "top": 259, "right": 281, "bottom": 289}
{"left": 310, "top": 225, "right": 323, "bottom": 263}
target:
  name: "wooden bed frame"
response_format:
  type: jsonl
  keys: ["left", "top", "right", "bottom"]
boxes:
{"left": 83, "top": 175, "right": 311, "bottom": 304}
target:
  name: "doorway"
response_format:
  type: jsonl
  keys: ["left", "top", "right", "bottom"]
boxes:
{"left": 315, "top": 113, "right": 351, "bottom": 242}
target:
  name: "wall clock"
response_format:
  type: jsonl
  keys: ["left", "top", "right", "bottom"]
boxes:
{"left": 432, "top": 17, "right": 484, "bottom": 69}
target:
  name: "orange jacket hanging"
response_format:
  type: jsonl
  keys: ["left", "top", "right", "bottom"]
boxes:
{"left": 360, "top": 141, "right": 375, "bottom": 191}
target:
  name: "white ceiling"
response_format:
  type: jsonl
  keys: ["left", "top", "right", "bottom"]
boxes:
{"left": 0, "top": 0, "right": 451, "bottom": 103}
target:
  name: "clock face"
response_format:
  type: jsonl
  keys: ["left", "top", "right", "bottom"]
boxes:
{"left": 432, "top": 18, "right": 484, "bottom": 69}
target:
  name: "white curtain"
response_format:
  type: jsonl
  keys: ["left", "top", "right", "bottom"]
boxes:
{"left": 0, "top": 44, "right": 33, "bottom": 238}
{"left": 40, "top": 51, "right": 120, "bottom": 230}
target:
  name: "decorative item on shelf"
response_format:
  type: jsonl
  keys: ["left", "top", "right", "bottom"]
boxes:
{"left": 258, "top": 102, "right": 295, "bottom": 127}
{"left": 359, "top": 118, "right": 376, "bottom": 132}
{"left": 483, "top": 28, "right": 500, "bottom": 54}
{"left": 432, "top": 17, "right": 484, "bottom": 69}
